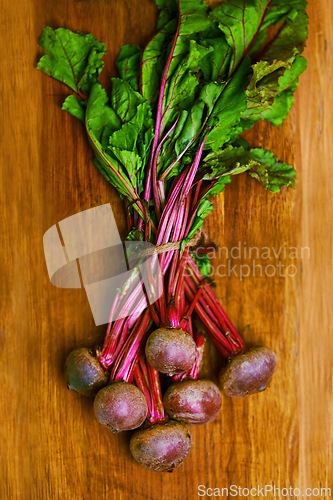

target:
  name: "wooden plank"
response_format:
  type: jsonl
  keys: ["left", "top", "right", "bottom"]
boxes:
{"left": 298, "top": 1, "right": 333, "bottom": 494}
{"left": 0, "top": 0, "right": 331, "bottom": 498}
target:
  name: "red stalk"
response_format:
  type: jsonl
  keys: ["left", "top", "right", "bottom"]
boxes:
{"left": 134, "top": 359, "right": 152, "bottom": 416}
{"left": 172, "top": 327, "right": 205, "bottom": 382}
{"left": 187, "top": 256, "right": 246, "bottom": 352}
{"left": 179, "top": 286, "right": 203, "bottom": 331}
{"left": 134, "top": 355, "right": 165, "bottom": 424}
{"left": 184, "top": 280, "right": 231, "bottom": 358}
{"left": 111, "top": 310, "right": 152, "bottom": 382}
{"left": 188, "top": 331, "right": 206, "bottom": 380}
{"left": 139, "top": 12, "right": 181, "bottom": 233}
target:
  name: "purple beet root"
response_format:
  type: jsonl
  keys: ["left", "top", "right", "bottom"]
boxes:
{"left": 163, "top": 379, "right": 222, "bottom": 425}
{"left": 145, "top": 328, "right": 197, "bottom": 376}
{"left": 219, "top": 346, "right": 277, "bottom": 397}
{"left": 129, "top": 420, "right": 191, "bottom": 472}
{"left": 64, "top": 347, "right": 109, "bottom": 397}
{"left": 93, "top": 382, "right": 148, "bottom": 432}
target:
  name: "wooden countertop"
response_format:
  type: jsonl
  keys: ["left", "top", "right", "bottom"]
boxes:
{"left": 1, "top": 0, "right": 332, "bottom": 498}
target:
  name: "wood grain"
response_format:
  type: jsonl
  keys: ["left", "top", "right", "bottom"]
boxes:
{"left": 0, "top": 1, "right": 332, "bottom": 498}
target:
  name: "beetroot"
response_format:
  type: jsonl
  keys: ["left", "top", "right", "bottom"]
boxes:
{"left": 219, "top": 347, "right": 277, "bottom": 397}
{"left": 163, "top": 379, "right": 222, "bottom": 425}
{"left": 64, "top": 347, "right": 109, "bottom": 397}
{"left": 145, "top": 328, "right": 197, "bottom": 376}
{"left": 130, "top": 420, "right": 191, "bottom": 472}
{"left": 93, "top": 382, "right": 148, "bottom": 432}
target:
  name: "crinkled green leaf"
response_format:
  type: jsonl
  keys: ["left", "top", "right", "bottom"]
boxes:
{"left": 205, "top": 175, "right": 232, "bottom": 196}
{"left": 110, "top": 78, "right": 146, "bottom": 123}
{"left": 116, "top": 44, "right": 142, "bottom": 91}
{"left": 205, "top": 60, "right": 249, "bottom": 151}
{"left": 108, "top": 117, "right": 142, "bottom": 153}
{"left": 85, "top": 84, "right": 139, "bottom": 197}
{"left": 210, "top": 0, "right": 307, "bottom": 77}
{"left": 240, "top": 4, "right": 308, "bottom": 126}
{"left": 211, "top": 0, "right": 269, "bottom": 76}
{"left": 248, "top": 148, "right": 297, "bottom": 192}
{"left": 198, "top": 30, "right": 231, "bottom": 81}
{"left": 162, "top": 40, "right": 213, "bottom": 128}
{"left": 141, "top": 19, "right": 177, "bottom": 107}
{"left": 86, "top": 83, "right": 121, "bottom": 147}
{"left": 142, "top": 0, "right": 211, "bottom": 120}
{"left": 108, "top": 102, "right": 150, "bottom": 153}
{"left": 244, "top": 55, "right": 307, "bottom": 125}
{"left": 62, "top": 95, "right": 86, "bottom": 122}
{"left": 262, "top": 8, "right": 308, "bottom": 61}
{"left": 174, "top": 101, "right": 206, "bottom": 157}
{"left": 204, "top": 144, "right": 251, "bottom": 173}
{"left": 262, "top": 0, "right": 307, "bottom": 27}
{"left": 86, "top": 83, "right": 154, "bottom": 194}
{"left": 203, "top": 143, "right": 296, "bottom": 192}
{"left": 155, "top": 0, "right": 179, "bottom": 30}
{"left": 37, "top": 27, "right": 106, "bottom": 94}
{"left": 246, "top": 57, "right": 294, "bottom": 102}
{"left": 277, "top": 55, "right": 307, "bottom": 92}
{"left": 107, "top": 100, "right": 154, "bottom": 192}
{"left": 110, "top": 148, "right": 143, "bottom": 186}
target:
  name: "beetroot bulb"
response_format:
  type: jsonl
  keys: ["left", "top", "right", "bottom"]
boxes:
{"left": 145, "top": 327, "right": 197, "bottom": 376}
{"left": 64, "top": 347, "right": 109, "bottom": 397}
{"left": 219, "top": 347, "right": 277, "bottom": 397}
{"left": 92, "top": 310, "right": 152, "bottom": 432}
{"left": 131, "top": 356, "right": 192, "bottom": 472}
{"left": 163, "top": 379, "right": 222, "bottom": 425}
{"left": 130, "top": 419, "right": 192, "bottom": 472}
{"left": 163, "top": 330, "right": 222, "bottom": 425}
{"left": 93, "top": 381, "right": 148, "bottom": 432}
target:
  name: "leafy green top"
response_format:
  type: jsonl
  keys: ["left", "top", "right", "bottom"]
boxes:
{"left": 37, "top": 0, "right": 308, "bottom": 236}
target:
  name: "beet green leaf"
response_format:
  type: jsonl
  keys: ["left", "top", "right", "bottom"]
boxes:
{"left": 37, "top": 27, "right": 106, "bottom": 95}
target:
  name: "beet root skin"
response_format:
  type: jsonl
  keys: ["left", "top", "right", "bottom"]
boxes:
{"left": 163, "top": 379, "right": 222, "bottom": 425}
{"left": 130, "top": 420, "right": 191, "bottom": 472}
{"left": 93, "top": 382, "right": 148, "bottom": 432}
{"left": 64, "top": 347, "right": 109, "bottom": 397}
{"left": 145, "top": 328, "right": 197, "bottom": 376}
{"left": 219, "top": 346, "right": 277, "bottom": 397}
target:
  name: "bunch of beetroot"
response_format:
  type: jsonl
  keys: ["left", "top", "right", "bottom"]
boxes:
{"left": 64, "top": 225, "right": 277, "bottom": 473}
{"left": 38, "top": 0, "right": 308, "bottom": 473}
{"left": 65, "top": 335, "right": 276, "bottom": 472}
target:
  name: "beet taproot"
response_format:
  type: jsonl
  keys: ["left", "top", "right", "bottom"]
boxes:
{"left": 145, "top": 328, "right": 197, "bottom": 376}
{"left": 130, "top": 420, "right": 191, "bottom": 472}
{"left": 163, "top": 379, "right": 222, "bottom": 425}
{"left": 93, "top": 382, "right": 148, "bottom": 432}
{"left": 219, "top": 347, "right": 277, "bottom": 397}
{"left": 64, "top": 347, "right": 109, "bottom": 397}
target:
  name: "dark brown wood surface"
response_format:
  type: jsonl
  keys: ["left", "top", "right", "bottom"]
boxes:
{"left": 1, "top": 1, "right": 332, "bottom": 498}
